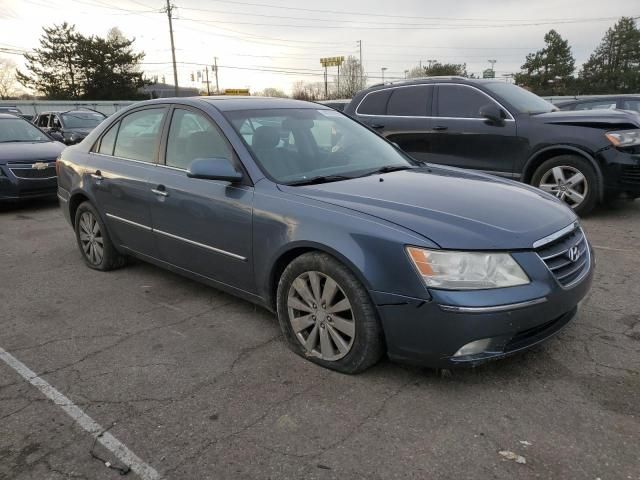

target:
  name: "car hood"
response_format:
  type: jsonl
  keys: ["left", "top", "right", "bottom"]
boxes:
{"left": 280, "top": 167, "right": 576, "bottom": 250}
{"left": 0, "top": 141, "right": 65, "bottom": 164}
{"left": 532, "top": 109, "right": 640, "bottom": 128}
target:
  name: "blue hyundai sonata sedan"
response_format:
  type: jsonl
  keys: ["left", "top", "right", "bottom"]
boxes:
{"left": 56, "top": 97, "right": 593, "bottom": 373}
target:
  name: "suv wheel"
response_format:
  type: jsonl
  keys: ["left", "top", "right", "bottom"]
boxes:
{"left": 276, "top": 252, "right": 384, "bottom": 374}
{"left": 531, "top": 155, "right": 598, "bottom": 215}
{"left": 74, "top": 201, "right": 125, "bottom": 271}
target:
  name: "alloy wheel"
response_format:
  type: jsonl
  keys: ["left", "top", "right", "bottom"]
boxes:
{"left": 78, "top": 211, "right": 104, "bottom": 266}
{"left": 287, "top": 271, "right": 356, "bottom": 361}
{"left": 538, "top": 165, "right": 588, "bottom": 209}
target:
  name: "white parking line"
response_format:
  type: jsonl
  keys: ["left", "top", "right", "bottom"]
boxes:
{"left": 0, "top": 346, "right": 161, "bottom": 480}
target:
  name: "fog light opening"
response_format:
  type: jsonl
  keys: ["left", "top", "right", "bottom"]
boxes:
{"left": 453, "top": 338, "right": 493, "bottom": 357}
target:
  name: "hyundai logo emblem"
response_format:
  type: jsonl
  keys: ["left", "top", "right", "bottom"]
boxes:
{"left": 568, "top": 246, "right": 581, "bottom": 262}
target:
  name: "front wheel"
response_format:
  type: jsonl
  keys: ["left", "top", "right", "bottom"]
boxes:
{"left": 276, "top": 252, "right": 384, "bottom": 374}
{"left": 531, "top": 155, "right": 598, "bottom": 216}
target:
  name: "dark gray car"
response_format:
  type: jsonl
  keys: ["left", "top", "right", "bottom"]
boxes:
{"left": 57, "top": 97, "right": 593, "bottom": 373}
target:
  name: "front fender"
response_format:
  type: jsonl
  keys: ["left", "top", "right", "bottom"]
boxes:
{"left": 252, "top": 182, "right": 435, "bottom": 305}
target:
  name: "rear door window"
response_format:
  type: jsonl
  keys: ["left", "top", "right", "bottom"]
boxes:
{"left": 113, "top": 108, "right": 166, "bottom": 163}
{"left": 97, "top": 122, "right": 119, "bottom": 155}
{"left": 357, "top": 90, "right": 392, "bottom": 115}
{"left": 436, "top": 85, "right": 490, "bottom": 118}
{"left": 37, "top": 114, "right": 50, "bottom": 128}
{"left": 386, "top": 85, "right": 432, "bottom": 116}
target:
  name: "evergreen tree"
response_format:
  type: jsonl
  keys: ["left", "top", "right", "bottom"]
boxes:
{"left": 17, "top": 24, "right": 147, "bottom": 99}
{"left": 514, "top": 29, "right": 575, "bottom": 95}
{"left": 17, "top": 23, "right": 83, "bottom": 99}
{"left": 579, "top": 17, "right": 640, "bottom": 94}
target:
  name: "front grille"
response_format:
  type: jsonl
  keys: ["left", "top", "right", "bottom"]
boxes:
{"left": 620, "top": 165, "right": 640, "bottom": 185}
{"left": 536, "top": 226, "right": 590, "bottom": 287}
{"left": 9, "top": 163, "right": 56, "bottom": 179}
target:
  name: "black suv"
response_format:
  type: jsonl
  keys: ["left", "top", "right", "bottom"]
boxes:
{"left": 33, "top": 109, "right": 106, "bottom": 145}
{"left": 345, "top": 77, "right": 640, "bottom": 215}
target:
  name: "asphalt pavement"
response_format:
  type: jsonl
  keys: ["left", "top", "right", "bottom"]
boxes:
{"left": 1, "top": 198, "right": 639, "bottom": 480}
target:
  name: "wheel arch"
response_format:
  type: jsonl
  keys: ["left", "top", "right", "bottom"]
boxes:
{"left": 265, "top": 241, "right": 372, "bottom": 313}
{"left": 68, "top": 191, "right": 92, "bottom": 225}
{"left": 522, "top": 145, "right": 604, "bottom": 201}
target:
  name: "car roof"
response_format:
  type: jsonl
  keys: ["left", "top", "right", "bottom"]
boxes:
{"left": 0, "top": 113, "right": 23, "bottom": 119}
{"left": 118, "top": 96, "right": 329, "bottom": 112}
{"left": 200, "top": 96, "right": 329, "bottom": 111}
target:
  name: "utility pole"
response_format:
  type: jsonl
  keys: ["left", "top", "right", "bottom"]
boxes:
{"left": 337, "top": 63, "right": 340, "bottom": 97}
{"left": 357, "top": 40, "right": 363, "bottom": 89}
{"left": 204, "top": 66, "right": 210, "bottom": 95}
{"left": 213, "top": 57, "right": 219, "bottom": 94}
{"left": 381, "top": 67, "right": 387, "bottom": 84}
{"left": 324, "top": 64, "right": 328, "bottom": 99}
{"left": 163, "top": 0, "right": 179, "bottom": 97}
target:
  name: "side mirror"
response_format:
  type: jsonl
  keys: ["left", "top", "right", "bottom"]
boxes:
{"left": 479, "top": 104, "right": 506, "bottom": 124}
{"left": 187, "top": 157, "right": 243, "bottom": 182}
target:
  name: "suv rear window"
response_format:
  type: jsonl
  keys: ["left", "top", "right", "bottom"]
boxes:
{"left": 387, "top": 85, "right": 432, "bottom": 116}
{"left": 357, "top": 90, "right": 392, "bottom": 115}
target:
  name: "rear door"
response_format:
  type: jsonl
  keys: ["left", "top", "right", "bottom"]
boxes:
{"left": 88, "top": 106, "right": 167, "bottom": 257}
{"left": 146, "top": 105, "right": 255, "bottom": 292}
{"left": 429, "top": 84, "right": 520, "bottom": 175}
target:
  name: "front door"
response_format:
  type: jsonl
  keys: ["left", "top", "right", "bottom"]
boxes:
{"left": 147, "top": 106, "right": 254, "bottom": 292}
{"left": 88, "top": 107, "right": 167, "bottom": 257}
{"left": 428, "top": 84, "right": 521, "bottom": 176}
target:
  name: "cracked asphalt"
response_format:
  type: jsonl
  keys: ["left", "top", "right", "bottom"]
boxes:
{"left": 1, "top": 198, "right": 639, "bottom": 480}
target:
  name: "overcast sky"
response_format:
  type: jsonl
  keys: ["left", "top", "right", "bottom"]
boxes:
{"left": 0, "top": 0, "right": 637, "bottom": 94}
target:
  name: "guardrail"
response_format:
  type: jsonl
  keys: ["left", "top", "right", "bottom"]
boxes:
{"left": 0, "top": 100, "right": 137, "bottom": 116}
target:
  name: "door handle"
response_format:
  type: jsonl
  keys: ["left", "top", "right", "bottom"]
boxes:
{"left": 90, "top": 170, "right": 103, "bottom": 181}
{"left": 432, "top": 126, "right": 448, "bottom": 131}
{"left": 151, "top": 186, "right": 169, "bottom": 197}
{"left": 369, "top": 124, "right": 385, "bottom": 129}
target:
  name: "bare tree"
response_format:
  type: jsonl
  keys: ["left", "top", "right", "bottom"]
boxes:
{"left": 0, "top": 57, "right": 19, "bottom": 99}
{"left": 292, "top": 80, "right": 324, "bottom": 101}
{"left": 333, "top": 55, "right": 366, "bottom": 98}
{"left": 258, "top": 87, "right": 288, "bottom": 98}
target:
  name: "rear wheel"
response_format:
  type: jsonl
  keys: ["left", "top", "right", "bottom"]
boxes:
{"left": 74, "top": 201, "right": 125, "bottom": 271}
{"left": 276, "top": 252, "right": 384, "bottom": 374}
{"left": 531, "top": 155, "right": 598, "bottom": 216}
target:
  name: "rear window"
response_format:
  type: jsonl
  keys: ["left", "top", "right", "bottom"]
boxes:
{"left": 387, "top": 85, "right": 432, "bottom": 116}
{"left": 357, "top": 90, "right": 392, "bottom": 115}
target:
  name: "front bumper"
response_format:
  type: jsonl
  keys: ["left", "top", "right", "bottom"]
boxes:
{"left": 372, "top": 245, "right": 594, "bottom": 368}
{"left": 0, "top": 163, "right": 58, "bottom": 200}
{"left": 598, "top": 147, "right": 640, "bottom": 195}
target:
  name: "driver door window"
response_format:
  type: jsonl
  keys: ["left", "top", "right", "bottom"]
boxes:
{"left": 37, "top": 114, "right": 50, "bottom": 128}
{"left": 51, "top": 116, "right": 61, "bottom": 129}
{"left": 165, "top": 108, "right": 233, "bottom": 170}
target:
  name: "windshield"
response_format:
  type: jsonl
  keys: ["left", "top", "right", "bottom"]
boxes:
{"left": 483, "top": 82, "right": 557, "bottom": 114}
{"left": 225, "top": 108, "right": 414, "bottom": 184}
{"left": 0, "top": 117, "right": 50, "bottom": 143}
{"left": 61, "top": 112, "right": 105, "bottom": 129}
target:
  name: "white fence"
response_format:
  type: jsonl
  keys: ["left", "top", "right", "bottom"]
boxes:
{"left": 0, "top": 100, "right": 137, "bottom": 117}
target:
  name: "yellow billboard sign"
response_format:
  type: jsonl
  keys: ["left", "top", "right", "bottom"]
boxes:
{"left": 224, "top": 89, "right": 250, "bottom": 96}
{"left": 320, "top": 56, "right": 345, "bottom": 67}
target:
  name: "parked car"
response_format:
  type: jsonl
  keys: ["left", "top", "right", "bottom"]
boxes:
{"left": 0, "top": 113, "right": 64, "bottom": 201}
{"left": 33, "top": 109, "right": 106, "bottom": 145}
{"left": 555, "top": 95, "right": 640, "bottom": 114}
{"left": 345, "top": 78, "right": 640, "bottom": 215}
{"left": 0, "top": 106, "right": 24, "bottom": 116}
{"left": 57, "top": 97, "right": 593, "bottom": 373}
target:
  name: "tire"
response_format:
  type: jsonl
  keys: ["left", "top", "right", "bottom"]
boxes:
{"left": 276, "top": 252, "right": 385, "bottom": 374}
{"left": 531, "top": 155, "right": 598, "bottom": 216}
{"left": 74, "top": 201, "right": 126, "bottom": 271}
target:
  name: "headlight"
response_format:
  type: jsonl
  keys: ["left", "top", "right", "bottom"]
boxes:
{"left": 406, "top": 247, "right": 530, "bottom": 290}
{"left": 605, "top": 129, "right": 640, "bottom": 147}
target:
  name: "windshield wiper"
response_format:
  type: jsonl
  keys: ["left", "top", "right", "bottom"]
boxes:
{"left": 286, "top": 174, "right": 353, "bottom": 186}
{"left": 359, "top": 165, "right": 415, "bottom": 177}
